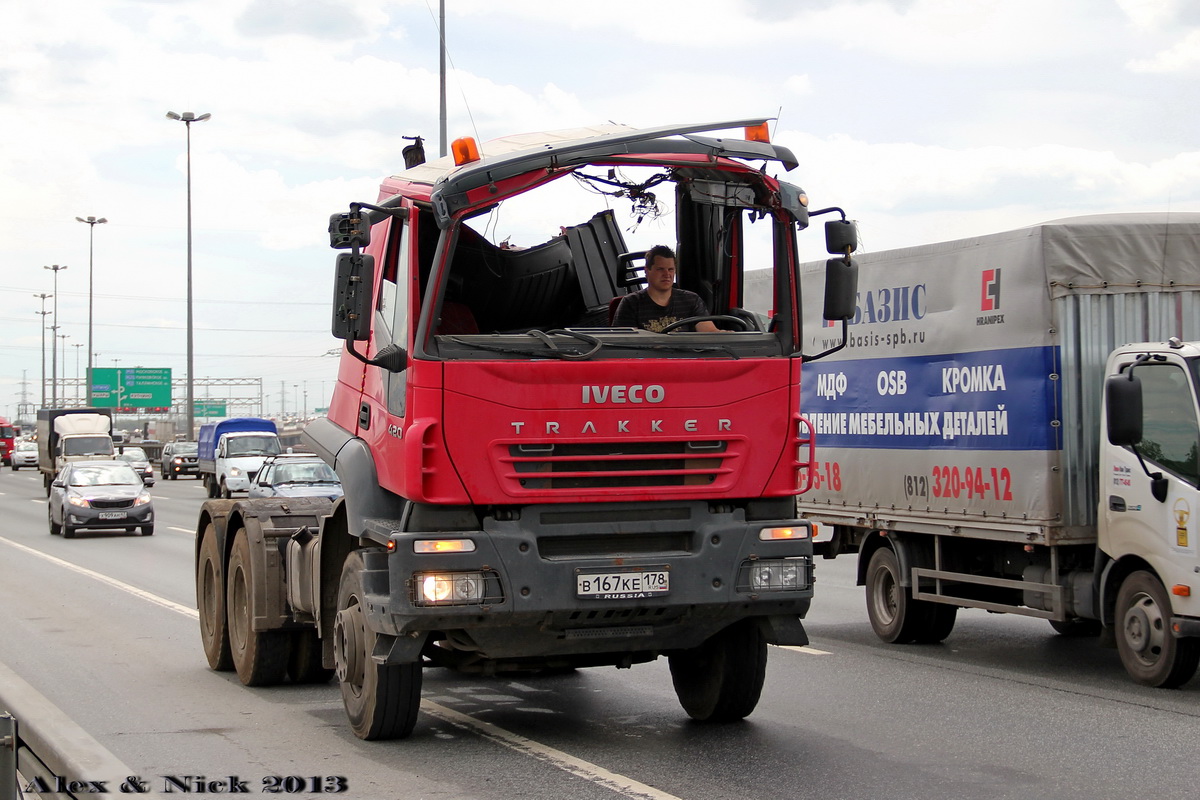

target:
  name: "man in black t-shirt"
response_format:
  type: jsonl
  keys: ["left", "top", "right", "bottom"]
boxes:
{"left": 613, "top": 245, "right": 719, "bottom": 332}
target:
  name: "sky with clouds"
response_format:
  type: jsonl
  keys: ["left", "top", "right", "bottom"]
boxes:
{"left": 2, "top": 0, "right": 1198, "bottom": 422}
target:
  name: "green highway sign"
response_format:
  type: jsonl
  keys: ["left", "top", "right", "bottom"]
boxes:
{"left": 194, "top": 401, "right": 227, "bottom": 417}
{"left": 91, "top": 367, "right": 173, "bottom": 411}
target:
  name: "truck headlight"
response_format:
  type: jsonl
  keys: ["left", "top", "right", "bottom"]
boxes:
{"left": 229, "top": 467, "right": 243, "bottom": 477}
{"left": 411, "top": 570, "right": 501, "bottom": 606}
{"left": 737, "top": 557, "right": 812, "bottom": 593}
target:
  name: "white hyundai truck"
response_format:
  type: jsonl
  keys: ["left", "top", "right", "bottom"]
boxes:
{"left": 792, "top": 212, "right": 1200, "bottom": 688}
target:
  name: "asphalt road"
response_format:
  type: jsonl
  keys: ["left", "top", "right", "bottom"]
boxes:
{"left": 1, "top": 466, "right": 1197, "bottom": 800}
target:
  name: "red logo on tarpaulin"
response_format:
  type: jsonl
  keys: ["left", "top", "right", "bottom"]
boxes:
{"left": 981, "top": 268, "right": 1001, "bottom": 311}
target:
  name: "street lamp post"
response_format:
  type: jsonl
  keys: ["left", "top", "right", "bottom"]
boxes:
{"left": 34, "top": 294, "right": 51, "bottom": 407}
{"left": 75, "top": 215, "right": 107, "bottom": 403}
{"left": 166, "top": 110, "right": 211, "bottom": 440}
{"left": 43, "top": 264, "right": 68, "bottom": 406}
{"left": 57, "top": 333, "right": 70, "bottom": 404}
{"left": 72, "top": 343, "right": 84, "bottom": 401}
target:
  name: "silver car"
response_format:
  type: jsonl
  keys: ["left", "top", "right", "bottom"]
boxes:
{"left": 48, "top": 461, "right": 155, "bottom": 538}
{"left": 116, "top": 446, "right": 155, "bottom": 486}
{"left": 10, "top": 440, "right": 38, "bottom": 470}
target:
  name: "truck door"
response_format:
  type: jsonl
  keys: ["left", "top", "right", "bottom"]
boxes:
{"left": 1103, "top": 357, "right": 1200, "bottom": 581}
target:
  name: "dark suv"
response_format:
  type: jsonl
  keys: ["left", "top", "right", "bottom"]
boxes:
{"left": 161, "top": 441, "right": 199, "bottom": 479}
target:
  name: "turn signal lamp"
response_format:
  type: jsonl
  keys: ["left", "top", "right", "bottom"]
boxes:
{"left": 414, "top": 539, "right": 477, "bottom": 554}
{"left": 745, "top": 122, "right": 771, "bottom": 143}
{"left": 1172, "top": 584, "right": 1191, "bottom": 597}
{"left": 451, "top": 136, "right": 481, "bottom": 165}
{"left": 759, "top": 526, "right": 809, "bottom": 541}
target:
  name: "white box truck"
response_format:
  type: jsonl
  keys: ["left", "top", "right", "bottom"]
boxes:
{"left": 793, "top": 212, "right": 1200, "bottom": 688}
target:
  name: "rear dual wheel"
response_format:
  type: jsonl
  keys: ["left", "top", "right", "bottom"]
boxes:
{"left": 865, "top": 547, "right": 956, "bottom": 644}
{"left": 226, "top": 527, "right": 290, "bottom": 685}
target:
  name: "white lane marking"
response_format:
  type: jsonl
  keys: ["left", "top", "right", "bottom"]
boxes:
{"left": 0, "top": 535, "right": 198, "bottom": 619}
{"left": 778, "top": 645, "right": 832, "bottom": 655}
{"left": 421, "top": 700, "right": 683, "bottom": 800}
{"left": 2, "top": 533, "right": 690, "bottom": 798}
{"left": 168, "top": 526, "right": 195, "bottom": 534}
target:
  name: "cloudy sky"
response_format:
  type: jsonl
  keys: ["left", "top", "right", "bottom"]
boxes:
{"left": 2, "top": 0, "right": 1198, "bottom": 421}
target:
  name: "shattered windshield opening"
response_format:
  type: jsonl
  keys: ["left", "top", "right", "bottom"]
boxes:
{"left": 417, "top": 163, "right": 792, "bottom": 362}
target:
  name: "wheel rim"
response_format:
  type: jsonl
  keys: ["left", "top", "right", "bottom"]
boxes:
{"left": 334, "top": 596, "right": 365, "bottom": 691}
{"left": 871, "top": 564, "right": 899, "bottom": 626}
{"left": 230, "top": 564, "right": 249, "bottom": 653}
{"left": 1122, "top": 591, "right": 1166, "bottom": 665}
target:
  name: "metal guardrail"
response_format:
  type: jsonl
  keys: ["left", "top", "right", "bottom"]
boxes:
{"left": 0, "top": 661, "right": 165, "bottom": 800}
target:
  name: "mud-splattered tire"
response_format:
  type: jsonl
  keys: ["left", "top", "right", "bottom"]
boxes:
{"left": 197, "top": 524, "right": 233, "bottom": 671}
{"left": 227, "top": 527, "right": 289, "bottom": 685}
{"left": 336, "top": 549, "right": 421, "bottom": 739}
{"left": 289, "top": 629, "right": 334, "bottom": 684}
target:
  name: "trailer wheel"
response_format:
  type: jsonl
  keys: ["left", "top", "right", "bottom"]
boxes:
{"left": 1115, "top": 570, "right": 1200, "bottom": 688}
{"left": 865, "top": 547, "right": 930, "bottom": 644}
{"left": 289, "top": 629, "right": 333, "bottom": 684}
{"left": 197, "top": 524, "right": 233, "bottom": 671}
{"left": 668, "top": 618, "right": 767, "bottom": 722}
{"left": 335, "top": 549, "right": 421, "bottom": 740}
{"left": 227, "top": 527, "right": 289, "bottom": 685}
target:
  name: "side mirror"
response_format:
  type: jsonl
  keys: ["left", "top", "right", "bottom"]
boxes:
{"left": 823, "top": 257, "right": 859, "bottom": 321}
{"left": 825, "top": 220, "right": 858, "bottom": 255}
{"left": 332, "top": 253, "right": 376, "bottom": 341}
{"left": 1106, "top": 372, "right": 1143, "bottom": 445}
{"left": 329, "top": 212, "right": 371, "bottom": 250}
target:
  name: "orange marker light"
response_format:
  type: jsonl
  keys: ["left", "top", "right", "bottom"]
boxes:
{"left": 758, "top": 526, "right": 809, "bottom": 541}
{"left": 451, "top": 136, "right": 481, "bottom": 165}
{"left": 414, "top": 539, "right": 477, "bottom": 554}
{"left": 745, "top": 123, "right": 771, "bottom": 143}
{"left": 1172, "top": 584, "right": 1191, "bottom": 597}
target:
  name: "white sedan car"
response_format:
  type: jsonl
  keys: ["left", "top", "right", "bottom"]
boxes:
{"left": 11, "top": 441, "right": 38, "bottom": 470}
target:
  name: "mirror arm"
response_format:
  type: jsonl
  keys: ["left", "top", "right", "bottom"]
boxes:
{"left": 797, "top": 319, "right": 849, "bottom": 362}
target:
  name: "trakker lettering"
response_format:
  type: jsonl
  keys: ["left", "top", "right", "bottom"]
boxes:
{"left": 582, "top": 384, "right": 666, "bottom": 404}
{"left": 511, "top": 418, "right": 732, "bottom": 435}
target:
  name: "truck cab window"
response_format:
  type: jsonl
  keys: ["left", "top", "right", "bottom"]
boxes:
{"left": 1136, "top": 362, "right": 1200, "bottom": 486}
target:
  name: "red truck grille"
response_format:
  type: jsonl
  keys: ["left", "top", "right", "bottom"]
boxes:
{"left": 499, "top": 439, "right": 738, "bottom": 493}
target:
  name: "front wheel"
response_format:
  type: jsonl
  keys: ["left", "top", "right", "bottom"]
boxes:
{"left": 1115, "top": 570, "right": 1200, "bottom": 688}
{"left": 668, "top": 618, "right": 767, "bottom": 722}
{"left": 335, "top": 549, "right": 422, "bottom": 740}
{"left": 227, "top": 527, "right": 289, "bottom": 685}
{"left": 220, "top": 480, "right": 232, "bottom": 499}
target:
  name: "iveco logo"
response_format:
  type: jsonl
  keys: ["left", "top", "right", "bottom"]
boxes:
{"left": 581, "top": 384, "right": 665, "bottom": 404}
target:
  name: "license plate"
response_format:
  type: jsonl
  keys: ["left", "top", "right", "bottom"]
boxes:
{"left": 98, "top": 511, "right": 127, "bottom": 520}
{"left": 576, "top": 569, "right": 669, "bottom": 599}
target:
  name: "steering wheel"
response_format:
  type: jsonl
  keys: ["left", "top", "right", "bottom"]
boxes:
{"left": 657, "top": 315, "right": 753, "bottom": 333}
{"left": 724, "top": 308, "right": 764, "bottom": 332}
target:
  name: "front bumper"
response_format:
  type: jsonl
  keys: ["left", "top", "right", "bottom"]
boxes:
{"left": 67, "top": 504, "right": 153, "bottom": 531}
{"left": 167, "top": 461, "right": 198, "bottom": 475}
{"left": 361, "top": 500, "right": 814, "bottom": 659}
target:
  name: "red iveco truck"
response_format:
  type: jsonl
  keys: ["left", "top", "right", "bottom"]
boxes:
{"left": 194, "top": 119, "right": 859, "bottom": 739}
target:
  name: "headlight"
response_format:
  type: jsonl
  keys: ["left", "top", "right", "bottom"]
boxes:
{"left": 67, "top": 495, "right": 90, "bottom": 508}
{"left": 173, "top": 457, "right": 183, "bottom": 464}
{"left": 229, "top": 467, "right": 242, "bottom": 477}
{"left": 411, "top": 570, "right": 501, "bottom": 607}
{"left": 737, "top": 557, "right": 812, "bottom": 593}
{"left": 134, "top": 492, "right": 152, "bottom": 506}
